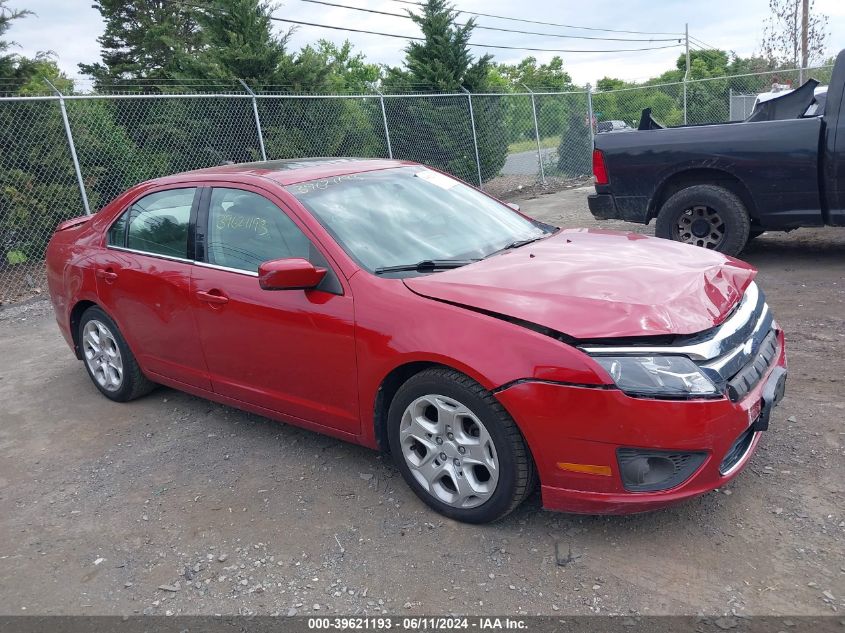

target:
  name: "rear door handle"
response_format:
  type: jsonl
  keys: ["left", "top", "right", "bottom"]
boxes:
{"left": 196, "top": 289, "right": 229, "bottom": 305}
{"left": 96, "top": 268, "right": 118, "bottom": 282}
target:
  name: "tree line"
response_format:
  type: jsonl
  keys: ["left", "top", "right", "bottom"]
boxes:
{"left": 0, "top": 0, "right": 834, "bottom": 267}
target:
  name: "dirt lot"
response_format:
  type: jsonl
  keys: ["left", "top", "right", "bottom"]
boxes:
{"left": 1, "top": 186, "right": 843, "bottom": 617}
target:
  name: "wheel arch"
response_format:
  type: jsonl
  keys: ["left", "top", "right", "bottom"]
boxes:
{"left": 373, "top": 361, "right": 453, "bottom": 453}
{"left": 649, "top": 168, "right": 758, "bottom": 225}
{"left": 371, "top": 355, "right": 515, "bottom": 454}
{"left": 69, "top": 299, "right": 99, "bottom": 360}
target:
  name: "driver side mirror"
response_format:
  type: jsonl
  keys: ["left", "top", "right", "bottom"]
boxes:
{"left": 507, "top": 202, "right": 521, "bottom": 212}
{"left": 258, "top": 258, "right": 327, "bottom": 290}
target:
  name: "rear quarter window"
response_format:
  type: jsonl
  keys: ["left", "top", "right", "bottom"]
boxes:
{"left": 107, "top": 211, "right": 127, "bottom": 246}
{"left": 124, "top": 188, "right": 196, "bottom": 258}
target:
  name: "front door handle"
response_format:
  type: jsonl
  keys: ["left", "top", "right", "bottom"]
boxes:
{"left": 196, "top": 289, "right": 229, "bottom": 305}
{"left": 96, "top": 268, "right": 118, "bottom": 283}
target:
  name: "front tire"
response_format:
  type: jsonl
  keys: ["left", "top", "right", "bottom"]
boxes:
{"left": 655, "top": 184, "right": 751, "bottom": 257}
{"left": 79, "top": 306, "right": 155, "bottom": 402}
{"left": 387, "top": 368, "right": 535, "bottom": 524}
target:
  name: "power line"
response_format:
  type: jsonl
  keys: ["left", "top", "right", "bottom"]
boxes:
{"left": 300, "top": 0, "right": 681, "bottom": 42}
{"left": 690, "top": 35, "right": 722, "bottom": 50}
{"left": 387, "top": 0, "right": 684, "bottom": 36}
{"left": 170, "top": 0, "right": 681, "bottom": 55}
{"left": 270, "top": 17, "right": 682, "bottom": 53}
{"left": 688, "top": 41, "right": 730, "bottom": 63}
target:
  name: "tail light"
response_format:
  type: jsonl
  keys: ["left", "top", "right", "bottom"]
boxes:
{"left": 592, "top": 149, "right": 609, "bottom": 185}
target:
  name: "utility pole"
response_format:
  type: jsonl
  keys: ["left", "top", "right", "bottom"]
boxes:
{"left": 683, "top": 23, "right": 690, "bottom": 124}
{"left": 800, "top": 0, "right": 809, "bottom": 84}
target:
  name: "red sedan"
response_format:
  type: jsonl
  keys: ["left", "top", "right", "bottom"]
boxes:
{"left": 46, "top": 159, "right": 787, "bottom": 523}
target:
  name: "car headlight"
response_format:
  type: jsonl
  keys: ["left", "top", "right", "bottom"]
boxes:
{"left": 592, "top": 355, "right": 719, "bottom": 398}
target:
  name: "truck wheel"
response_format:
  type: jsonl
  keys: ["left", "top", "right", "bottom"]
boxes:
{"left": 655, "top": 185, "right": 751, "bottom": 257}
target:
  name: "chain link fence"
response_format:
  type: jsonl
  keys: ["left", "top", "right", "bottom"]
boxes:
{"left": 591, "top": 65, "right": 833, "bottom": 129}
{"left": 0, "top": 65, "right": 832, "bottom": 304}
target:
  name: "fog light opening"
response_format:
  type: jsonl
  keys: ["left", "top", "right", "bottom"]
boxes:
{"left": 617, "top": 448, "right": 707, "bottom": 492}
{"left": 621, "top": 456, "right": 675, "bottom": 486}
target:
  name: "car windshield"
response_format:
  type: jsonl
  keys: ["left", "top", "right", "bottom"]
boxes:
{"left": 286, "top": 166, "right": 549, "bottom": 273}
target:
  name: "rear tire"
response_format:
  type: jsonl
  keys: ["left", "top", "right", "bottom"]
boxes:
{"left": 655, "top": 184, "right": 751, "bottom": 257}
{"left": 79, "top": 306, "right": 156, "bottom": 402}
{"left": 387, "top": 367, "right": 535, "bottom": 524}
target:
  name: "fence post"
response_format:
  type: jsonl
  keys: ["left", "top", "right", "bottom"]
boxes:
{"left": 461, "top": 87, "right": 484, "bottom": 189}
{"left": 729, "top": 87, "right": 733, "bottom": 121}
{"left": 683, "top": 23, "right": 689, "bottom": 125}
{"left": 45, "top": 79, "right": 91, "bottom": 216}
{"left": 522, "top": 84, "right": 546, "bottom": 185}
{"left": 238, "top": 79, "right": 267, "bottom": 162}
{"left": 375, "top": 89, "right": 393, "bottom": 159}
{"left": 585, "top": 83, "right": 595, "bottom": 145}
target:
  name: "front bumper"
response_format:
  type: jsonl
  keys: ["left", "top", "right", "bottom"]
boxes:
{"left": 495, "top": 330, "right": 786, "bottom": 515}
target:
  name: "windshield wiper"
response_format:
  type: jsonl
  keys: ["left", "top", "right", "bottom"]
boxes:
{"left": 485, "top": 234, "right": 550, "bottom": 258}
{"left": 374, "top": 259, "right": 478, "bottom": 275}
{"left": 503, "top": 236, "right": 546, "bottom": 250}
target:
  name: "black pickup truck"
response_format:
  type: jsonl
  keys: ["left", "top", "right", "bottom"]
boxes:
{"left": 588, "top": 49, "right": 845, "bottom": 256}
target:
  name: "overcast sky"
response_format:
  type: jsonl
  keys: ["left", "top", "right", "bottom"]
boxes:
{"left": 9, "top": 0, "right": 845, "bottom": 86}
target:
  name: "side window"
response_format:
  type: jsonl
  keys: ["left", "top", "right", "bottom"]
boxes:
{"left": 206, "top": 188, "right": 313, "bottom": 272}
{"left": 107, "top": 210, "right": 128, "bottom": 246}
{"left": 126, "top": 188, "right": 196, "bottom": 258}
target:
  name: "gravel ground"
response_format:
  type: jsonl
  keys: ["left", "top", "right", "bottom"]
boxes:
{"left": 0, "top": 186, "right": 843, "bottom": 617}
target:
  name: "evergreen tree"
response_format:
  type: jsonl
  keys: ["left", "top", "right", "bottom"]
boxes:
{"left": 399, "top": 0, "right": 490, "bottom": 91}
{"left": 79, "top": 0, "right": 204, "bottom": 86}
{"left": 0, "top": 5, "right": 86, "bottom": 270}
{"left": 312, "top": 40, "right": 381, "bottom": 93}
{"left": 186, "top": 0, "right": 309, "bottom": 86}
{"left": 0, "top": 2, "right": 32, "bottom": 78}
{"left": 383, "top": 0, "right": 506, "bottom": 183}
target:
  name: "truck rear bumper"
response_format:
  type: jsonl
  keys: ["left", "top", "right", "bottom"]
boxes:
{"left": 588, "top": 193, "right": 650, "bottom": 224}
{"left": 587, "top": 193, "right": 618, "bottom": 220}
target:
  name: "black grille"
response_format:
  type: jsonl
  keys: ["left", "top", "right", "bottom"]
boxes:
{"left": 727, "top": 329, "right": 779, "bottom": 402}
{"left": 720, "top": 427, "right": 755, "bottom": 474}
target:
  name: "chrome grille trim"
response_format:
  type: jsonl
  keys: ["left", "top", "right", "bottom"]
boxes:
{"left": 700, "top": 306, "right": 772, "bottom": 376}
{"left": 719, "top": 427, "right": 758, "bottom": 476}
{"left": 581, "top": 281, "right": 764, "bottom": 362}
{"left": 581, "top": 281, "right": 780, "bottom": 399}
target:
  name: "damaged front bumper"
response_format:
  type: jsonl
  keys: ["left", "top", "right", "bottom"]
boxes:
{"left": 495, "top": 329, "right": 786, "bottom": 515}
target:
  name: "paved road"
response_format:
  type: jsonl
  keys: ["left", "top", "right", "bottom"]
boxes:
{"left": 1, "top": 187, "right": 843, "bottom": 617}
{"left": 501, "top": 147, "right": 556, "bottom": 176}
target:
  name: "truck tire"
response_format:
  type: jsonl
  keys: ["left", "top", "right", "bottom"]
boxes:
{"left": 655, "top": 185, "right": 751, "bottom": 257}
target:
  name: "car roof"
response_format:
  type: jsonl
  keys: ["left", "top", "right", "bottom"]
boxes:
{"left": 153, "top": 157, "right": 418, "bottom": 187}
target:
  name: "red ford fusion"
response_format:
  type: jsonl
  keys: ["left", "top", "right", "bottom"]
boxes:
{"left": 46, "top": 158, "right": 787, "bottom": 523}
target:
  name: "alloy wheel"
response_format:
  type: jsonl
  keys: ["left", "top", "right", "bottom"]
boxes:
{"left": 399, "top": 394, "right": 499, "bottom": 508}
{"left": 82, "top": 319, "right": 124, "bottom": 392}
{"left": 675, "top": 205, "right": 726, "bottom": 249}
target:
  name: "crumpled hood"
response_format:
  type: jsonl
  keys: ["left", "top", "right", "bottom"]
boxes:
{"left": 403, "top": 229, "right": 757, "bottom": 340}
